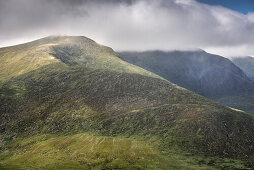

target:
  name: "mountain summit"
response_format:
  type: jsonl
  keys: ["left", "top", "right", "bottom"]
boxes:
{"left": 0, "top": 36, "right": 160, "bottom": 82}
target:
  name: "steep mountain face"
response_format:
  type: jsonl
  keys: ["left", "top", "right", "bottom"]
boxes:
{"left": 118, "top": 50, "right": 254, "bottom": 98}
{"left": 0, "top": 37, "right": 254, "bottom": 169}
{"left": 231, "top": 56, "right": 254, "bottom": 81}
{"left": 0, "top": 36, "right": 159, "bottom": 83}
{"left": 118, "top": 50, "right": 254, "bottom": 113}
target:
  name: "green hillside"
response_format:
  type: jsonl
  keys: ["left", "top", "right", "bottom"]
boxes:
{"left": 0, "top": 37, "right": 254, "bottom": 169}
{"left": 0, "top": 36, "right": 160, "bottom": 83}
{"left": 1, "top": 63, "right": 254, "bottom": 169}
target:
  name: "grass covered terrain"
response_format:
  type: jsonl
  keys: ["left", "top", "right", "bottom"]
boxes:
{"left": 0, "top": 36, "right": 160, "bottom": 83}
{"left": 0, "top": 133, "right": 251, "bottom": 169}
{"left": 0, "top": 36, "right": 254, "bottom": 169}
{"left": 0, "top": 63, "right": 254, "bottom": 169}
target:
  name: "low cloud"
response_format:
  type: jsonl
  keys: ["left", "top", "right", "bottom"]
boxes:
{"left": 0, "top": 0, "right": 254, "bottom": 57}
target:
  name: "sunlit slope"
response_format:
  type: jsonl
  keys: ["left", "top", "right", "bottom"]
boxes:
{"left": 1, "top": 133, "right": 249, "bottom": 169}
{"left": 1, "top": 63, "right": 254, "bottom": 161}
{"left": 0, "top": 36, "right": 160, "bottom": 82}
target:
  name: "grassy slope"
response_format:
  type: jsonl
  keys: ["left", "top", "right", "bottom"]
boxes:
{"left": 0, "top": 134, "right": 248, "bottom": 170}
{"left": 0, "top": 36, "right": 160, "bottom": 83}
{"left": 1, "top": 63, "right": 254, "bottom": 169}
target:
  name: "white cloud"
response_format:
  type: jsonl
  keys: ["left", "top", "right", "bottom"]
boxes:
{"left": 0, "top": 0, "right": 254, "bottom": 57}
{"left": 247, "top": 12, "right": 254, "bottom": 22}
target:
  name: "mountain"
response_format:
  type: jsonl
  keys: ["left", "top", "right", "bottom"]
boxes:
{"left": 118, "top": 50, "right": 254, "bottom": 114}
{"left": 0, "top": 36, "right": 160, "bottom": 83}
{"left": 1, "top": 37, "right": 254, "bottom": 169}
{"left": 231, "top": 56, "right": 254, "bottom": 81}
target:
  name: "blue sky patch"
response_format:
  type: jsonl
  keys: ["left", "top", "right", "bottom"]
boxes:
{"left": 197, "top": 0, "right": 254, "bottom": 14}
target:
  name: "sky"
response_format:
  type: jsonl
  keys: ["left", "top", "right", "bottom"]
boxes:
{"left": 197, "top": 0, "right": 254, "bottom": 14}
{"left": 0, "top": 0, "right": 254, "bottom": 57}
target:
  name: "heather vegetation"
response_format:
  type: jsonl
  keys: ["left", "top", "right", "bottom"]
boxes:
{"left": 1, "top": 63, "right": 254, "bottom": 169}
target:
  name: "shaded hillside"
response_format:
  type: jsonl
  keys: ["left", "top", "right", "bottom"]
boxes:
{"left": 232, "top": 56, "right": 254, "bottom": 81}
{"left": 0, "top": 36, "right": 160, "bottom": 83}
{"left": 0, "top": 37, "right": 254, "bottom": 169}
{"left": 118, "top": 50, "right": 254, "bottom": 113}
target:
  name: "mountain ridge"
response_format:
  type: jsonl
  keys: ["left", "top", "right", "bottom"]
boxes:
{"left": 0, "top": 36, "right": 161, "bottom": 83}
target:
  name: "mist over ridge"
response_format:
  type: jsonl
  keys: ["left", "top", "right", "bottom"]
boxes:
{"left": 1, "top": 0, "right": 254, "bottom": 57}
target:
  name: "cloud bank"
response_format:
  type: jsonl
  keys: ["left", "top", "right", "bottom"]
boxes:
{"left": 0, "top": 0, "right": 254, "bottom": 57}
